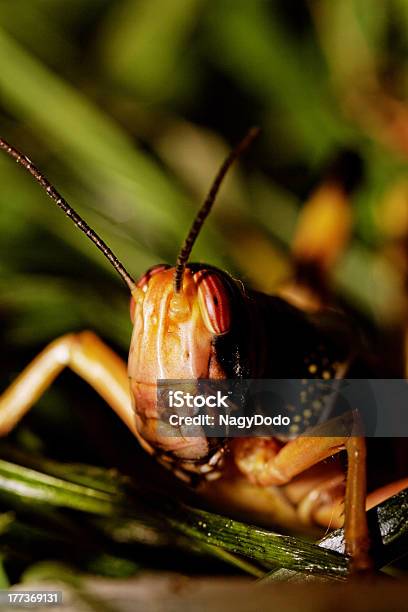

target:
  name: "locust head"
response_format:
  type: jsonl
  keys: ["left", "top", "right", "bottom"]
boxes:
{"left": 127, "top": 129, "right": 259, "bottom": 477}
{"left": 127, "top": 263, "right": 239, "bottom": 474}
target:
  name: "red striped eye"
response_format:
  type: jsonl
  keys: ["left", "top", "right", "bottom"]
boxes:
{"left": 194, "top": 270, "right": 231, "bottom": 335}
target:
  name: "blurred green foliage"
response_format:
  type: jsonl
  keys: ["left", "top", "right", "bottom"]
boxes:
{"left": 1, "top": 0, "right": 408, "bottom": 585}
{"left": 1, "top": 0, "right": 408, "bottom": 347}
{"left": 1, "top": 0, "right": 408, "bottom": 353}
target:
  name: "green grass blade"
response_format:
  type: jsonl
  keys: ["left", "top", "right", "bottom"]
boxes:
{"left": 0, "top": 458, "right": 347, "bottom": 578}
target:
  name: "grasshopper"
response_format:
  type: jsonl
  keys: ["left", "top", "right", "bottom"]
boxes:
{"left": 0, "top": 130, "right": 406, "bottom": 574}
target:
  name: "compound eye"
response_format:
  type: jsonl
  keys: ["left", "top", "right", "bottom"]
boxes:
{"left": 194, "top": 270, "right": 231, "bottom": 335}
{"left": 136, "top": 263, "right": 171, "bottom": 290}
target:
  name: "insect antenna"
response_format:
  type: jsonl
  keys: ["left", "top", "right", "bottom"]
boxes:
{"left": 0, "top": 137, "right": 136, "bottom": 291}
{"left": 173, "top": 127, "right": 260, "bottom": 293}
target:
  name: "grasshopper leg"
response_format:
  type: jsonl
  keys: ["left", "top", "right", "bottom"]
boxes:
{"left": 233, "top": 434, "right": 372, "bottom": 573}
{"left": 0, "top": 331, "right": 150, "bottom": 452}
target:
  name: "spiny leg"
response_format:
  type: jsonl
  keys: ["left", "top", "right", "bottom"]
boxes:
{"left": 344, "top": 436, "right": 371, "bottom": 572}
{"left": 0, "top": 332, "right": 150, "bottom": 453}
{"left": 232, "top": 432, "right": 372, "bottom": 572}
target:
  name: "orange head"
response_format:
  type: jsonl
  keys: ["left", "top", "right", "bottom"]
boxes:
{"left": 127, "top": 263, "right": 250, "bottom": 473}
